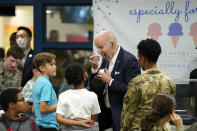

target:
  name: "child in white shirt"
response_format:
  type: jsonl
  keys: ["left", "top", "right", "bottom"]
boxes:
{"left": 56, "top": 63, "right": 101, "bottom": 130}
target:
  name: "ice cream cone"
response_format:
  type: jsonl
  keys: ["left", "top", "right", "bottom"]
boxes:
{"left": 150, "top": 35, "right": 159, "bottom": 41}
{"left": 171, "top": 36, "right": 179, "bottom": 48}
{"left": 147, "top": 23, "right": 162, "bottom": 41}
{"left": 192, "top": 35, "right": 197, "bottom": 48}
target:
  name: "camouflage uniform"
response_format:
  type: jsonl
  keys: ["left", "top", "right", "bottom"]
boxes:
{"left": 151, "top": 122, "right": 171, "bottom": 131}
{"left": 121, "top": 69, "right": 176, "bottom": 131}
{"left": 151, "top": 122, "right": 183, "bottom": 131}
{"left": 0, "top": 61, "right": 21, "bottom": 92}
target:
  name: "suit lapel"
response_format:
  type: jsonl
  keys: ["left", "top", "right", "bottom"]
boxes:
{"left": 100, "top": 58, "right": 109, "bottom": 69}
{"left": 111, "top": 47, "right": 123, "bottom": 77}
{"left": 24, "top": 49, "right": 33, "bottom": 67}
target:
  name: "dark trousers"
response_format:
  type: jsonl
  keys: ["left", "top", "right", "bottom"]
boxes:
{"left": 39, "top": 126, "right": 57, "bottom": 131}
{"left": 98, "top": 106, "right": 112, "bottom": 131}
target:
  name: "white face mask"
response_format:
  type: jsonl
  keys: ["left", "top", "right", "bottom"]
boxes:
{"left": 16, "top": 37, "right": 27, "bottom": 49}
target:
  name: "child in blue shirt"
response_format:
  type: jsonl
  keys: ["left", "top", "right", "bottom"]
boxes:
{"left": 33, "top": 52, "right": 58, "bottom": 131}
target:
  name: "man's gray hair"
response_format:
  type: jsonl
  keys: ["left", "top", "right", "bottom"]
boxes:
{"left": 95, "top": 30, "right": 118, "bottom": 44}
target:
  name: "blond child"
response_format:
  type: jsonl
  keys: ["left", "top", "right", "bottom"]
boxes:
{"left": 33, "top": 52, "right": 58, "bottom": 131}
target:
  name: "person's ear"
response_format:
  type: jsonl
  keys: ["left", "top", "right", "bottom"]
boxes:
{"left": 172, "top": 107, "right": 175, "bottom": 113}
{"left": 27, "top": 36, "right": 32, "bottom": 42}
{"left": 9, "top": 102, "right": 16, "bottom": 110}
{"left": 110, "top": 41, "right": 115, "bottom": 49}
{"left": 83, "top": 72, "right": 88, "bottom": 81}
{"left": 140, "top": 55, "right": 145, "bottom": 63}
{"left": 39, "top": 66, "right": 45, "bottom": 72}
{"left": 32, "top": 69, "right": 37, "bottom": 74}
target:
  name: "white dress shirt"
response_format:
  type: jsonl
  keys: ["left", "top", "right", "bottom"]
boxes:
{"left": 21, "top": 48, "right": 31, "bottom": 67}
{"left": 105, "top": 46, "right": 120, "bottom": 108}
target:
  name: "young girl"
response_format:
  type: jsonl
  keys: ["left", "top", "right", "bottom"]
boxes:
{"left": 141, "top": 93, "right": 183, "bottom": 131}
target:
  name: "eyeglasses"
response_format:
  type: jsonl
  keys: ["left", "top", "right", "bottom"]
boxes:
{"left": 16, "top": 34, "right": 26, "bottom": 39}
{"left": 17, "top": 98, "right": 24, "bottom": 102}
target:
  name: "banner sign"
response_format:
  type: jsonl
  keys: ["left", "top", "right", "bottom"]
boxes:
{"left": 93, "top": 0, "right": 197, "bottom": 84}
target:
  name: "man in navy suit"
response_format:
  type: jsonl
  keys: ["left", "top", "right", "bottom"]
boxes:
{"left": 89, "top": 30, "right": 141, "bottom": 131}
{"left": 16, "top": 26, "right": 34, "bottom": 87}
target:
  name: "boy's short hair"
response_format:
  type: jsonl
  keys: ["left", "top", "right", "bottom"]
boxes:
{"left": 137, "top": 38, "right": 161, "bottom": 63}
{"left": 17, "top": 26, "right": 32, "bottom": 38}
{"left": 33, "top": 52, "right": 56, "bottom": 72}
{"left": 6, "top": 46, "right": 24, "bottom": 60}
{"left": 65, "top": 63, "right": 85, "bottom": 86}
{"left": 0, "top": 88, "right": 21, "bottom": 111}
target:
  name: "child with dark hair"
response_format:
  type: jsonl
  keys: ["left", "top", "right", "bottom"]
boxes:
{"left": 56, "top": 63, "right": 100, "bottom": 130}
{"left": 141, "top": 93, "right": 183, "bottom": 131}
{"left": 0, "top": 88, "right": 40, "bottom": 131}
{"left": 22, "top": 62, "right": 41, "bottom": 117}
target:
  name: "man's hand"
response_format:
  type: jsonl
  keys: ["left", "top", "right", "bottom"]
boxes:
{"left": 97, "top": 69, "right": 112, "bottom": 84}
{"left": 89, "top": 54, "right": 100, "bottom": 70}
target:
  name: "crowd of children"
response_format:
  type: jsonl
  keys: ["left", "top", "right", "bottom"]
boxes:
{"left": 0, "top": 52, "right": 101, "bottom": 131}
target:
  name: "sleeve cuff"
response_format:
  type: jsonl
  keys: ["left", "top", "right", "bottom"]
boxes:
{"left": 91, "top": 68, "right": 98, "bottom": 74}
{"left": 109, "top": 79, "right": 114, "bottom": 86}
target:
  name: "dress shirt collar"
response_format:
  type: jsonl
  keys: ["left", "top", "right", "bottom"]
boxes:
{"left": 110, "top": 45, "right": 120, "bottom": 65}
{"left": 143, "top": 69, "right": 161, "bottom": 74}
{"left": 24, "top": 48, "right": 31, "bottom": 58}
{"left": 21, "top": 48, "right": 31, "bottom": 67}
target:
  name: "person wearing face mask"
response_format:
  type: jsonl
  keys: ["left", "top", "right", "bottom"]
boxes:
{"left": 16, "top": 26, "right": 34, "bottom": 87}
{"left": 56, "top": 63, "right": 101, "bottom": 131}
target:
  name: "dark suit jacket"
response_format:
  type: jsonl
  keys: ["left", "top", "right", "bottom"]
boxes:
{"left": 89, "top": 47, "right": 141, "bottom": 131}
{"left": 21, "top": 49, "right": 34, "bottom": 87}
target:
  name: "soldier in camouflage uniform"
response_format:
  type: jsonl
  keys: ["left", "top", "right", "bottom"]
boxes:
{"left": 121, "top": 39, "right": 176, "bottom": 131}
{"left": 0, "top": 46, "right": 24, "bottom": 92}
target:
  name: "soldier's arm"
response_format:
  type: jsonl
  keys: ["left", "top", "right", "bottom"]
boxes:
{"left": 121, "top": 80, "right": 141, "bottom": 130}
